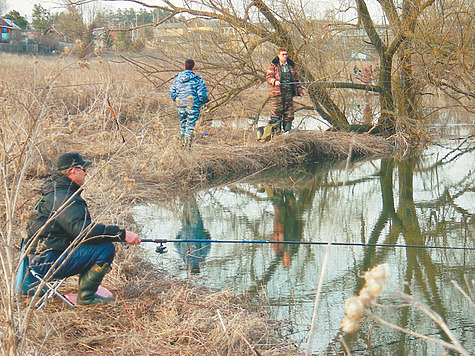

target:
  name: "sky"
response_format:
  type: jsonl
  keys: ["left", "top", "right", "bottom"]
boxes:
{"left": 6, "top": 0, "right": 380, "bottom": 23}
{"left": 5, "top": 0, "right": 144, "bottom": 19}
{"left": 6, "top": 0, "right": 59, "bottom": 18}
{"left": 7, "top": 0, "right": 347, "bottom": 19}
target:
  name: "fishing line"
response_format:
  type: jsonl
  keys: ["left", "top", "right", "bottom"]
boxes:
{"left": 140, "top": 238, "right": 474, "bottom": 251}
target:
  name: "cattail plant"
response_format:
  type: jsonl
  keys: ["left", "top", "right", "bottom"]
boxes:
{"left": 341, "top": 263, "right": 389, "bottom": 334}
{"left": 341, "top": 264, "right": 471, "bottom": 355}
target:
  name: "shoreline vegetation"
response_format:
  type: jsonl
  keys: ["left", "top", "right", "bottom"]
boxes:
{"left": 110, "top": 129, "right": 397, "bottom": 199}
{"left": 13, "top": 131, "right": 395, "bottom": 355}
{"left": 17, "top": 247, "right": 301, "bottom": 355}
{"left": 2, "top": 54, "right": 398, "bottom": 354}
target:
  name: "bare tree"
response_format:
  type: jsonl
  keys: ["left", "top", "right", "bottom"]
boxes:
{"left": 72, "top": 0, "right": 471, "bottom": 137}
{"left": 414, "top": 0, "right": 474, "bottom": 111}
{"left": 0, "top": 0, "right": 6, "bottom": 16}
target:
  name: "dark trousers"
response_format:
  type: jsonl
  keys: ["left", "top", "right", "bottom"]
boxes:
{"left": 30, "top": 243, "right": 115, "bottom": 279}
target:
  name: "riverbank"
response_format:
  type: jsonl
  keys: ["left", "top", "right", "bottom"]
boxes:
{"left": 11, "top": 129, "right": 395, "bottom": 355}
{"left": 2, "top": 55, "right": 397, "bottom": 354}
{"left": 42, "top": 122, "right": 396, "bottom": 201}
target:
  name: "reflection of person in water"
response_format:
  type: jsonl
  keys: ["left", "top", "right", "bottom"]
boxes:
{"left": 174, "top": 197, "right": 211, "bottom": 273}
{"left": 363, "top": 102, "right": 373, "bottom": 125}
{"left": 264, "top": 186, "right": 304, "bottom": 267}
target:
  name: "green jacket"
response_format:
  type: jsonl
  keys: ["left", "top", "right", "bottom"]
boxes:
{"left": 27, "top": 174, "right": 125, "bottom": 255}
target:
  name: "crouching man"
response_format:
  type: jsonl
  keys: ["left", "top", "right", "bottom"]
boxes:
{"left": 25, "top": 152, "right": 141, "bottom": 305}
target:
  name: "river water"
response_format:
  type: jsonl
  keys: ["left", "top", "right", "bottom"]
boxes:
{"left": 132, "top": 134, "right": 474, "bottom": 354}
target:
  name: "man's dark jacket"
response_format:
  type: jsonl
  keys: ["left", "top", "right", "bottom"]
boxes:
{"left": 27, "top": 174, "right": 126, "bottom": 255}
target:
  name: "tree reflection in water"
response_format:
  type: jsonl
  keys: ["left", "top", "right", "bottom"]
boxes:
{"left": 134, "top": 140, "right": 474, "bottom": 354}
{"left": 344, "top": 156, "right": 463, "bottom": 353}
{"left": 244, "top": 144, "right": 473, "bottom": 354}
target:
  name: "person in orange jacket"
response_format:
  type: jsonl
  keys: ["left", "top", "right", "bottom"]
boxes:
{"left": 261, "top": 48, "right": 303, "bottom": 140}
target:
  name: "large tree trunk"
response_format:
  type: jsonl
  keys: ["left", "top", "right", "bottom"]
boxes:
{"left": 378, "top": 53, "right": 396, "bottom": 133}
{"left": 399, "top": 41, "right": 418, "bottom": 119}
{"left": 299, "top": 67, "right": 349, "bottom": 129}
{"left": 399, "top": 0, "right": 423, "bottom": 120}
{"left": 356, "top": 0, "right": 400, "bottom": 134}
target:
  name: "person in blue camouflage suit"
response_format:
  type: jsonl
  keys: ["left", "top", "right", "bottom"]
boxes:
{"left": 169, "top": 59, "right": 208, "bottom": 150}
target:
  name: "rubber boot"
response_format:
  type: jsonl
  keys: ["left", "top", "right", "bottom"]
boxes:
{"left": 77, "top": 263, "right": 115, "bottom": 305}
{"left": 271, "top": 117, "right": 282, "bottom": 136}
{"left": 282, "top": 121, "right": 292, "bottom": 134}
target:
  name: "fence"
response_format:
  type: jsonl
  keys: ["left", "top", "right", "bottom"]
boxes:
{"left": 0, "top": 42, "right": 40, "bottom": 54}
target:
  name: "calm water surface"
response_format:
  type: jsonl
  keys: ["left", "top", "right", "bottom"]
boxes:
{"left": 132, "top": 137, "right": 474, "bottom": 354}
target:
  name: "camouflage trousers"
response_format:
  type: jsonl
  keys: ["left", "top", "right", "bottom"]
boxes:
{"left": 177, "top": 106, "right": 201, "bottom": 138}
{"left": 258, "top": 94, "right": 294, "bottom": 141}
{"left": 270, "top": 93, "right": 295, "bottom": 126}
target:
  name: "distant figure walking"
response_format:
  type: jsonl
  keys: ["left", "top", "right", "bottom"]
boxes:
{"left": 362, "top": 64, "right": 373, "bottom": 85}
{"left": 259, "top": 48, "right": 303, "bottom": 141}
{"left": 170, "top": 59, "right": 208, "bottom": 150}
{"left": 352, "top": 65, "right": 361, "bottom": 82}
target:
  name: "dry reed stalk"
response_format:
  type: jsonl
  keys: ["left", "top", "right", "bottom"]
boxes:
{"left": 339, "top": 335, "right": 352, "bottom": 355}
{"left": 364, "top": 310, "right": 469, "bottom": 355}
{"left": 304, "top": 138, "right": 356, "bottom": 355}
{"left": 451, "top": 280, "right": 475, "bottom": 308}
{"left": 305, "top": 241, "right": 331, "bottom": 355}
{"left": 341, "top": 264, "right": 471, "bottom": 355}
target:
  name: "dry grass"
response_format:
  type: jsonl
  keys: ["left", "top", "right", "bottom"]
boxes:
{"left": 48, "top": 121, "right": 394, "bottom": 202}
{"left": 16, "top": 247, "right": 298, "bottom": 355}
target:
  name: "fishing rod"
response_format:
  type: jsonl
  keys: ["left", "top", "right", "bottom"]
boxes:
{"left": 285, "top": 80, "right": 381, "bottom": 88}
{"left": 107, "top": 98, "right": 126, "bottom": 143}
{"left": 141, "top": 238, "right": 474, "bottom": 254}
{"left": 285, "top": 81, "right": 327, "bottom": 85}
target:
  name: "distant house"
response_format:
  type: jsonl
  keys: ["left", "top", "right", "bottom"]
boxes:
{"left": 0, "top": 18, "right": 22, "bottom": 42}
{"left": 25, "top": 31, "right": 41, "bottom": 42}
{"left": 154, "top": 19, "right": 240, "bottom": 49}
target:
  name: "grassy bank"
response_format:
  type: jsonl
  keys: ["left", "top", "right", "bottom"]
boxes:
{"left": 16, "top": 247, "right": 299, "bottom": 355}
